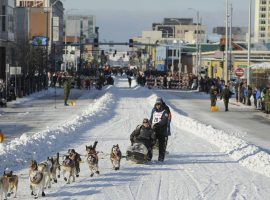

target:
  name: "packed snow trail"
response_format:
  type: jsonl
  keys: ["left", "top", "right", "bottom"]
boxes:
{"left": 2, "top": 77, "right": 270, "bottom": 200}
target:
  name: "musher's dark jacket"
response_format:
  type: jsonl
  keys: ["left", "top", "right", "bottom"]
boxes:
{"left": 130, "top": 125, "right": 156, "bottom": 148}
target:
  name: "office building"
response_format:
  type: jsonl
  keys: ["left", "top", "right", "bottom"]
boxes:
{"left": 152, "top": 18, "right": 206, "bottom": 44}
{"left": 0, "top": 0, "right": 16, "bottom": 80}
{"left": 254, "top": 0, "right": 270, "bottom": 43}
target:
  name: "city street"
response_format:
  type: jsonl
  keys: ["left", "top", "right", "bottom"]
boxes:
{"left": 1, "top": 0, "right": 270, "bottom": 199}
{"left": 0, "top": 78, "right": 270, "bottom": 199}
{"left": 155, "top": 89, "right": 270, "bottom": 151}
{"left": 0, "top": 88, "right": 104, "bottom": 142}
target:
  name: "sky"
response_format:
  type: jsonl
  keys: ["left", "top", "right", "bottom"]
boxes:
{"left": 64, "top": 0, "right": 254, "bottom": 42}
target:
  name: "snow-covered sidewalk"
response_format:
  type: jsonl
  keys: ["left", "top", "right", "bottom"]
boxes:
{"left": 0, "top": 87, "right": 105, "bottom": 142}
{"left": 1, "top": 78, "right": 270, "bottom": 199}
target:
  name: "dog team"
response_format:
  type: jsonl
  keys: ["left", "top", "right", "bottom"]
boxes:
{"left": 0, "top": 141, "right": 122, "bottom": 200}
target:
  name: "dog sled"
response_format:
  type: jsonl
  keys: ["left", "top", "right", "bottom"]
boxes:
{"left": 126, "top": 143, "right": 149, "bottom": 164}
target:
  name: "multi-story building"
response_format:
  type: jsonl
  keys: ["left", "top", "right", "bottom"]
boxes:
{"left": 63, "top": 15, "right": 98, "bottom": 71}
{"left": 16, "top": 0, "right": 64, "bottom": 46}
{"left": 16, "top": 0, "right": 64, "bottom": 72}
{"left": 65, "top": 15, "right": 96, "bottom": 43}
{"left": 16, "top": 0, "right": 49, "bottom": 7}
{"left": 133, "top": 31, "right": 162, "bottom": 44}
{"left": 213, "top": 26, "right": 248, "bottom": 41}
{"left": 0, "top": 0, "right": 16, "bottom": 80}
{"left": 152, "top": 18, "right": 206, "bottom": 44}
{"left": 254, "top": 0, "right": 270, "bottom": 43}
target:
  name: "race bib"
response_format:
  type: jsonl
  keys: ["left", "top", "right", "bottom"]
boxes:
{"left": 152, "top": 111, "right": 164, "bottom": 125}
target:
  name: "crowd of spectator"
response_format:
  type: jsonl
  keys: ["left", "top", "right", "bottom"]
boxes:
{"left": 140, "top": 71, "right": 270, "bottom": 115}
{"left": 235, "top": 82, "right": 270, "bottom": 114}
{"left": 141, "top": 71, "right": 198, "bottom": 90}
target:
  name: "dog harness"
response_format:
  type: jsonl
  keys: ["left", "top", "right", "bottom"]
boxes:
{"left": 30, "top": 172, "right": 43, "bottom": 185}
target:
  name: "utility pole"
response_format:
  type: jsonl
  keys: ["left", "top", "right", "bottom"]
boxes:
{"left": 79, "top": 18, "right": 83, "bottom": 73}
{"left": 64, "top": 16, "right": 67, "bottom": 72}
{"left": 247, "top": 0, "right": 252, "bottom": 85}
{"left": 53, "top": 43, "right": 56, "bottom": 109}
{"left": 196, "top": 11, "right": 199, "bottom": 76}
{"left": 198, "top": 17, "right": 202, "bottom": 75}
{"left": 46, "top": 9, "right": 49, "bottom": 74}
{"left": 225, "top": 0, "right": 229, "bottom": 84}
{"left": 171, "top": 43, "right": 174, "bottom": 74}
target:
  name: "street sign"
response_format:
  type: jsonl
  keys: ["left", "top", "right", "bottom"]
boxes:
{"left": 235, "top": 68, "right": 244, "bottom": 77}
{"left": 10, "top": 67, "right": 21, "bottom": 75}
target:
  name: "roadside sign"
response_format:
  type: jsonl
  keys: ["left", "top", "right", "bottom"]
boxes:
{"left": 235, "top": 68, "right": 244, "bottom": 77}
{"left": 10, "top": 67, "right": 21, "bottom": 75}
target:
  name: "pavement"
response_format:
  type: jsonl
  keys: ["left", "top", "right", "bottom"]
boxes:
{"left": 154, "top": 89, "right": 270, "bottom": 152}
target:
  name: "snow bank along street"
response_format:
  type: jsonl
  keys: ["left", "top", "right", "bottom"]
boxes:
{"left": 1, "top": 77, "right": 270, "bottom": 199}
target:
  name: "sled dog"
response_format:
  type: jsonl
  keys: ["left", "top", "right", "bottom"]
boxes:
{"left": 0, "top": 175, "right": 9, "bottom": 200}
{"left": 67, "top": 149, "right": 81, "bottom": 177}
{"left": 110, "top": 144, "right": 122, "bottom": 170}
{"left": 86, "top": 145, "right": 99, "bottom": 177}
{"left": 1, "top": 171, "right": 19, "bottom": 199}
{"left": 47, "top": 153, "right": 61, "bottom": 183}
{"left": 38, "top": 161, "right": 52, "bottom": 189}
{"left": 29, "top": 160, "right": 46, "bottom": 199}
{"left": 61, "top": 155, "right": 76, "bottom": 184}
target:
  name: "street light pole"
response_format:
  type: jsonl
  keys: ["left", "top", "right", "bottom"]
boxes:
{"left": 189, "top": 8, "right": 200, "bottom": 75}
{"left": 247, "top": 0, "right": 252, "bottom": 85}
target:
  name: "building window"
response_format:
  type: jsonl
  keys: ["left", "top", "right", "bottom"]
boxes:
{"left": 261, "top": 0, "right": 266, "bottom": 4}
{"left": 261, "top": 7, "right": 266, "bottom": 11}
{"left": 261, "top": 14, "right": 266, "bottom": 18}
{"left": 261, "top": 27, "right": 266, "bottom": 31}
{"left": 261, "top": 33, "right": 265, "bottom": 37}
{"left": 2, "top": 6, "right": 6, "bottom": 32}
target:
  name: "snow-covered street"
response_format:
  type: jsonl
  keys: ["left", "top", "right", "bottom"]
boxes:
{"left": 1, "top": 77, "right": 270, "bottom": 200}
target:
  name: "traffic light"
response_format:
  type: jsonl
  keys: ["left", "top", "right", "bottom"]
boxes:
{"left": 129, "top": 39, "right": 133, "bottom": 47}
{"left": 101, "top": 50, "right": 105, "bottom": 55}
{"left": 114, "top": 50, "right": 117, "bottom": 55}
{"left": 219, "top": 61, "right": 223, "bottom": 68}
{"left": 94, "top": 38, "right": 99, "bottom": 47}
